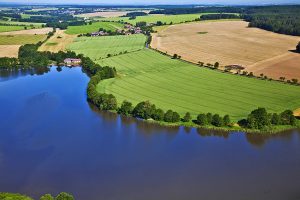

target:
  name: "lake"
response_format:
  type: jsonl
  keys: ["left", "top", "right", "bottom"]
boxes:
{"left": 0, "top": 67, "right": 300, "bottom": 200}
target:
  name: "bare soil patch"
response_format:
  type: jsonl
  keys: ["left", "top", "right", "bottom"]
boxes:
{"left": 0, "top": 45, "right": 20, "bottom": 57}
{"left": 0, "top": 28, "right": 52, "bottom": 35}
{"left": 38, "top": 29, "right": 76, "bottom": 52}
{"left": 151, "top": 21, "right": 300, "bottom": 80}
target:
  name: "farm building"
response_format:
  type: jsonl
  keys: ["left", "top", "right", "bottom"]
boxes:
{"left": 64, "top": 58, "right": 82, "bottom": 66}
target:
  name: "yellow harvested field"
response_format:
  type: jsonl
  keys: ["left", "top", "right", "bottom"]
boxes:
{"left": 78, "top": 11, "right": 129, "bottom": 18}
{"left": 0, "top": 27, "right": 52, "bottom": 35}
{"left": 151, "top": 21, "right": 300, "bottom": 80}
{"left": 0, "top": 45, "right": 20, "bottom": 57}
{"left": 39, "top": 29, "right": 76, "bottom": 52}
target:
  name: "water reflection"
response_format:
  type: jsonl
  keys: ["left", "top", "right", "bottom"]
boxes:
{"left": 0, "top": 66, "right": 50, "bottom": 81}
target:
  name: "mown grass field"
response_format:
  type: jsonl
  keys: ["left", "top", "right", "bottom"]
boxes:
{"left": 68, "top": 34, "right": 146, "bottom": 59}
{"left": 65, "top": 21, "right": 124, "bottom": 35}
{"left": 101, "top": 13, "right": 216, "bottom": 25}
{"left": 0, "top": 34, "right": 47, "bottom": 45}
{"left": 0, "top": 25, "right": 25, "bottom": 32}
{"left": 69, "top": 35, "right": 300, "bottom": 121}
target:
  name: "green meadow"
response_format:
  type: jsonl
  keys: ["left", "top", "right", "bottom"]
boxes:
{"left": 0, "top": 25, "right": 25, "bottom": 32}
{"left": 65, "top": 21, "right": 124, "bottom": 35}
{"left": 68, "top": 34, "right": 146, "bottom": 59}
{"left": 0, "top": 34, "right": 47, "bottom": 45}
{"left": 69, "top": 35, "right": 300, "bottom": 121}
{"left": 101, "top": 13, "right": 214, "bottom": 25}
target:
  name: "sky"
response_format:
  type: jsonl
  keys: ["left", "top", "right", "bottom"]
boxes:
{"left": 1, "top": 0, "right": 300, "bottom": 5}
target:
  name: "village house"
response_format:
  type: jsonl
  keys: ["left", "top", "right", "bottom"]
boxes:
{"left": 64, "top": 58, "right": 82, "bottom": 66}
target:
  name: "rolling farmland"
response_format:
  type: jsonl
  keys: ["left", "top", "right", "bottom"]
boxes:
{"left": 69, "top": 34, "right": 300, "bottom": 121}
{"left": 68, "top": 34, "right": 146, "bottom": 60}
{"left": 151, "top": 20, "right": 300, "bottom": 80}
{"left": 95, "top": 49, "right": 300, "bottom": 121}
{"left": 65, "top": 21, "right": 124, "bottom": 35}
{"left": 101, "top": 13, "right": 205, "bottom": 25}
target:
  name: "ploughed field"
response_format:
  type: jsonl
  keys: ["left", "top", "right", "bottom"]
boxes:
{"left": 151, "top": 21, "right": 300, "bottom": 80}
{"left": 69, "top": 35, "right": 300, "bottom": 121}
{"left": 68, "top": 34, "right": 146, "bottom": 59}
{"left": 65, "top": 21, "right": 124, "bottom": 35}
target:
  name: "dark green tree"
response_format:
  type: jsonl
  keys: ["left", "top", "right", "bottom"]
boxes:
{"left": 223, "top": 115, "right": 231, "bottom": 126}
{"left": 297, "top": 42, "right": 300, "bottom": 52}
{"left": 206, "top": 113, "right": 213, "bottom": 124}
{"left": 280, "top": 110, "right": 296, "bottom": 125}
{"left": 164, "top": 110, "right": 174, "bottom": 122}
{"left": 172, "top": 112, "right": 181, "bottom": 123}
{"left": 118, "top": 100, "right": 133, "bottom": 116}
{"left": 40, "top": 194, "right": 54, "bottom": 200}
{"left": 212, "top": 114, "right": 224, "bottom": 127}
{"left": 55, "top": 192, "right": 74, "bottom": 200}
{"left": 271, "top": 113, "right": 281, "bottom": 125}
{"left": 132, "top": 101, "right": 156, "bottom": 120}
{"left": 152, "top": 108, "right": 165, "bottom": 121}
{"left": 214, "top": 62, "right": 219, "bottom": 69}
{"left": 247, "top": 108, "right": 271, "bottom": 129}
{"left": 182, "top": 112, "right": 191, "bottom": 122}
{"left": 197, "top": 114, "right": 208, "bottom": 126}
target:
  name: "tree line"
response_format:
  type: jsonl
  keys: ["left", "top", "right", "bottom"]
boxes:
{"left": 0, "top": 192, "right": 74, "bottom": 200}
{"left": 200, "top": 14, "right": 240, "bottom": 20}
{"left": 238, "top": 108, "right": 296, "bottom": 130}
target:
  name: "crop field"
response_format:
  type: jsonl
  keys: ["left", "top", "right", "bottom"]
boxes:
{"left": 0, "top": 25, "right": 25, "bottom": 32}
{"left": 151, "top": 20, "right": 300, "bottom": 80}
{"left": 0, "top": 20, "right": 45, "bottom": 27}
{"left": 68, "top": 34, "right": 146, "bottom": 60}
{"left": 0, "top": 45, "right": 20, "bottom": 57}
{"left": 101, "top": 13, "right": 206, "bottom": 25}
{"left": 65, "top": 21, "right": 124, "bottom": 35}
{"left": 92, "top": 49, "right": 300, "bottom": 121}
{"left": 0, "top": 27, "right": 52, "bottom": 35}
{"left": 39, "top": 29, "right": 77, "bottom": 52}
{"left": 0, "top": 34, "right": 47, "bottom": 45}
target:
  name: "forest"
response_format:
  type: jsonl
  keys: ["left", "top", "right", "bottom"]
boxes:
{"left": 243, "top": 6, "right": 300, "bottom": 36}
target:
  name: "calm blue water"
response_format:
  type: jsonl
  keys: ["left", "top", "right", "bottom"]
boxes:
{"left": 0, "top": 67, "right": 300, "bottom": 200}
